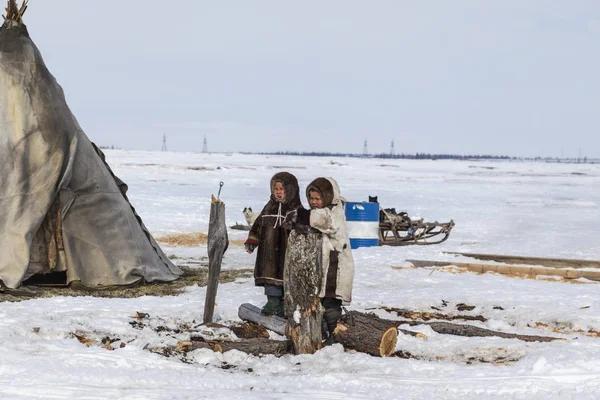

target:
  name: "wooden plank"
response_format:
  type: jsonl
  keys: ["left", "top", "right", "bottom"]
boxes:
{"left": 445, "top": 252, "right": 600, "bottom": 269}
{"left": 238, "top": 303, "right": 287, "bottom": 335}
{"left": 406, "top": 259, "right": 600, "bottom": 282}
{"left": 203, "top": 195, "right": 229, "bottom": 324}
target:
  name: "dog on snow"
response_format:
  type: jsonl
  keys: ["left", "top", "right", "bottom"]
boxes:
{"left": 243, "top": 207, "right": 259, "bottom": 226}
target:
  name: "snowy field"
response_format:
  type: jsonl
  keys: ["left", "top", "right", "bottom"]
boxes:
{"left": 1, "top": 150, "right": 600, "bottom": 400}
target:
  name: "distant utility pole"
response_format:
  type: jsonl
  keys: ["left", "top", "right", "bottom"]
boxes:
{"left": 390, "top": 139, "right": 395, "bottom": 156}
{"left": 363, "top": 139, "right": 368, "bottom": 157}
{"left": 202, "top": 135, "right": 208, "bottom": 153}
{"left": 161, "top": 134, "right": 167, "bottom": 152}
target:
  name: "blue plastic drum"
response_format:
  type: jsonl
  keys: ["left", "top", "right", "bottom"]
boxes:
{"left": 344, "top": 202, "right": 380, "bottom": 249}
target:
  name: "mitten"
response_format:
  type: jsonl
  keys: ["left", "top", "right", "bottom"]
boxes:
{"left": 296, "top": 207, "right": 311, "bottom": 225}
{"left": 282, "top": 210, "right": 298, "bottom": 230}
{"left": 244, "top": 243, "right": 257, "bottom": 254}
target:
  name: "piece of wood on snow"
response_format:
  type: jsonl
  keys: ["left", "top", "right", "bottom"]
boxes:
{"left": 380, "top": 316, "right": 566, "bottom": 343}
{"left": 203, "top": 195, "right": 229, "bottom": 324}
{"left": 238, "top": 303, "right": 287, "bottom": 336}
{"left": 445, "top": 252, "right": 600, "bottom": 270}
{"left": 335, "top": 311, "right": 399, "bottom": 357}
{"left": 407, "top": 259, "right": 600, "bottom": 282}
{"left": 229, "top": 322, "right": 270, "bottom": 339}
{"left": 284, "top": 230, "right": 324, "bottom": 355}
{"left": 178, "top": 338, "right": 290, "bottom": 356}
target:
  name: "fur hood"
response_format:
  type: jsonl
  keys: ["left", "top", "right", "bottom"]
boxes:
{"left": 270, "top": 172, "right": 302, "bottom": 207}
{"left": 305, "top": 177, "right": 354, "bottom": 304}
{"left": 305, "top": 177, "right": 339, "bottom": 208}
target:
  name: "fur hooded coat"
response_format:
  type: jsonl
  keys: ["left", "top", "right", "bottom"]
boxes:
{"left": 305, "top": 177, "right": 355, "bottom": 304}
{"left": 246, "top": 172, "right": 302, "bottom": 287}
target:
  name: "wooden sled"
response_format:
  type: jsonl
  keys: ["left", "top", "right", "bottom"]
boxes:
{"left": 378, "top": 208, "right": 454, "bottom": 246}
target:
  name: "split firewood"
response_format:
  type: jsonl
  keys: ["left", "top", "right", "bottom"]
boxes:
{"left": 229, "top": 322, "right": 270, "bottom": 339}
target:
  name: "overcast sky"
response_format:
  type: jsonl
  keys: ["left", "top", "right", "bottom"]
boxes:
{"left": 21, "top": 1, "right": 600, "bottom": 157}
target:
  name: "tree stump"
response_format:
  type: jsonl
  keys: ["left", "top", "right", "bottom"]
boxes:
{"left": 335, "top": 311, "right": 399, "bottom": 357}
{"left": 284, "top": 230, "right": 323, "bottom": 354}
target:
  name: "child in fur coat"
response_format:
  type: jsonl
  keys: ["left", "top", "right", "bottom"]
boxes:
{"left": 292, "top": 177, "right": 355, "bottom": 345}
{"left": 245, "top": 172, "right": 302, "bottom": 317}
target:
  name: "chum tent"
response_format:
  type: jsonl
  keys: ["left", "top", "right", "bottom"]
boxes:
{"left": 0, "top": 1, "right": 182, "bottom": 289}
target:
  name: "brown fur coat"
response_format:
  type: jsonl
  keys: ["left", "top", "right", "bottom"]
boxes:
{"left": 246, "top": 172, "right": 302, "bottom": 287}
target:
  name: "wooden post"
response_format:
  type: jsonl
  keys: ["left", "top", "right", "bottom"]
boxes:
{"left": 284, "top": 230, "right": 323, "bottom": 354}
{"left": 203, "top": 195, "right": 229, "bottom": 324}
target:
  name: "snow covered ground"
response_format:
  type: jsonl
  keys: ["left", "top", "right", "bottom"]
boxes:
{"left": 1, "top": 151, "right": 599, "bottom": 399}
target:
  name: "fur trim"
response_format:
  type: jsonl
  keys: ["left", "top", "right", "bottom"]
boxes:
{"left": 270, "top": 172, "right": 301, "bottom": 206}
{"left": 306, "top": 177, "right": 334, "bottom": 208}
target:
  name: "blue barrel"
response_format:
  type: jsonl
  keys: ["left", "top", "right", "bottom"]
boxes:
{"left": 344, "top": 202, "right": 380, "bottom": 249}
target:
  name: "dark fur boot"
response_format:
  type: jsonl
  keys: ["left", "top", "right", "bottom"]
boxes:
{"left": 322, "top": 298, "right": 342, "bottom": 346}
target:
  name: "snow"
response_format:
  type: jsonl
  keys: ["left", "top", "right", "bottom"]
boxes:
{"left": 1, "top": 151, "right": 600, "bottom": 399}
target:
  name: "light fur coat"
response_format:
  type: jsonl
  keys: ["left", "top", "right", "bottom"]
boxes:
{"left": 307, "top": 177, "right": 355, "bottom": 305}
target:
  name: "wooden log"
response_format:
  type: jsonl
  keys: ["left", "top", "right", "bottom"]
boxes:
{"left": 407, "top": 259, "right": 600, "bottom": 282}
{"left": 178, "top": 338, "right": 290, "bottom": 356}
{"left": 335, "top": 311, "right": 399, "bottom": 357}
{"left": 377, "top": 314, "right": 566, "bottom": 343}
{"left": 203, "top": 195, "right": 229, "bottom": 324}
{"left": 445, "top": 252, "right": 600, "bottom": 270}
{"left": 238, "top": 303, "right": 287, "bottom": 335}
{"left": 379, "top": 306, "right": 487, "bottom": 323}
{"left": 283, "top": 230, "right": 324, "bottom": 355}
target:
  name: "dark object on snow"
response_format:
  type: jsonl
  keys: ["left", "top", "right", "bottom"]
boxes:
{"left": 229, "top": 223, "right": 251, "bottom": 231}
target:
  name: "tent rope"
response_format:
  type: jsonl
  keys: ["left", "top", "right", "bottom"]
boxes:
{"left": 3, "top": 0, "right": 28, "bottom": 23}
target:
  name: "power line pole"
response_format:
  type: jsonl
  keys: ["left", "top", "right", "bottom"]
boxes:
{"left": 363, "top": 139, "right": 368, "bottom": 157}
{"left": 390, "top": 139, "right": 395, "bottom": 157}
{"left": 161, "top": 134, "right": 167, "bottom": 152}
{"left": 202, "top": 135, "right": 208, "bottom": 153}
